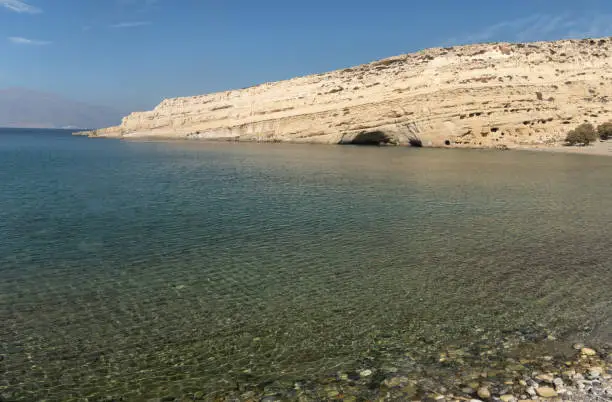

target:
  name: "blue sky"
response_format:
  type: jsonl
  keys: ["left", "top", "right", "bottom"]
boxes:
{"left": 1, "top": 0, "right": 612, "bottom": 112}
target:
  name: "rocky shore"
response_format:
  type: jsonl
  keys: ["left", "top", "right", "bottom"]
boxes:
{"left": 194, "top": 342, "right": 610, "bottom": 402}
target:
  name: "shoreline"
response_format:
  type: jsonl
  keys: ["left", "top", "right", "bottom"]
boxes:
{"left": 512, "top": 140, "right": 612, "bottom": 157}
{"left": 75, "top": 130, "right": 612, "bottom": 157}
{"left": 200, "top": 339, "right": 612, "bottom": 401}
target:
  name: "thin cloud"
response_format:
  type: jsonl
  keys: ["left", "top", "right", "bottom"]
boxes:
{"left": 0, "top": 0, "right": 41, "bottom": 13}
{"left": 563, "top": 14, "right": 612, "bottom": 39}
{"left": 9, "top": 36, "right": 51, "bottom": 45}
{"left": 110, "top": 21, "right": 151, "bottom": 28}
{"left": 445, "top": 13, "right": 612, "bottom": 46}
{"left": 117, "top": 0, "right": 159, "bottom": 7}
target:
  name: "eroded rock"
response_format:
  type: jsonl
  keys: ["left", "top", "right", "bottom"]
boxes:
{"left": 80, "top": 37, "right": 612, "bottom": 149}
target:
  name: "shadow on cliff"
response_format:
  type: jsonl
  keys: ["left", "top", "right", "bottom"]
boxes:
{"left": 339, "top": 130, "right": 423, "bottom": 147}
{"left": 341, "top": 130, "right": 394, "bottom": 145}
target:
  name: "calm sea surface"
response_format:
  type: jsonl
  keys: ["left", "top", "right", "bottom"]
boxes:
{"left": 1, "top": 129, "right": 611, "bottom": 400}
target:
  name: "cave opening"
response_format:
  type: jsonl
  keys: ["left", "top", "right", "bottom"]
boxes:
{"left": 349, "top": 130, "right": 392, "bottom": 145}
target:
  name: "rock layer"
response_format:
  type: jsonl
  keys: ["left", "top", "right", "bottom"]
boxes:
{"left": 83, "top": 37, "right": 612, "bottom": 147}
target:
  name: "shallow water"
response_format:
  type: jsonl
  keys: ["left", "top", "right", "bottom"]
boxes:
{"left": 1, "top": 129, "right": 611, "bottom": 400}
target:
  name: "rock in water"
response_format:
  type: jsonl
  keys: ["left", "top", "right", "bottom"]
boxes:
{"left": 536, "top": 386, "right": 558, "bottom": 398}
{"left": 535, "top": 374, "right": 554, "bottom": 383}
{"left": 477, "top": 386, "right": 491, "bottom": 399}
{"left": 581, "top": 347, "right": 597, "bottom": 356}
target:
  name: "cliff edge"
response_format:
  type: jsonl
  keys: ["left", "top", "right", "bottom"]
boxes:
{"left": 81, "top": 37, "right": 612, "bottom": 147}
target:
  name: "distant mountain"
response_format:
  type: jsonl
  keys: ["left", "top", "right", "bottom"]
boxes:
{"left": 0, "top": 88, "right": 124, "bottom": 129}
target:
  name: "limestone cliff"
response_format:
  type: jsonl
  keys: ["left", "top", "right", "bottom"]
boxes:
{"left": 83, "top": 37, "right": 612, "bottom": 147}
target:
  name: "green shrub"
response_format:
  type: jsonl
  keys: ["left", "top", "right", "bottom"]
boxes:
{"left": 565, "top": 123, "right": 597, "bottom": 145}
{"left": 597, "top": 122, "right": 612, "bottom": 140}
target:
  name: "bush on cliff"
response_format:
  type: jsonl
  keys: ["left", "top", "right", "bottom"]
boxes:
{"left": 565, "top": 123, "right": 597, "bottom": 146}
{"left": 597, "top": 122, "right": 612, "bottom": 140}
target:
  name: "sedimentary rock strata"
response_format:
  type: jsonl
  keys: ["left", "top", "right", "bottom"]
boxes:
{"left": 84, "top": 37, "right": 612, "bottom": 147}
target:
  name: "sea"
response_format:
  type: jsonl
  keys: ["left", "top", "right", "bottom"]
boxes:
{"left": 1, "top": 128, "right": 611, "bottom": 400}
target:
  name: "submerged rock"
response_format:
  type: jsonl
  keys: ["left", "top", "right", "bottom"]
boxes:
{"left": 535, "top": 373, "right": 554, "bottom": 383}
{"left": 382, "top": 376, "right": 409, "bottom": 388}
{"left": 536, "top": 386, "right": 557, "bottom": 397}
{"left": 477, "top": 386, "right": 491, "bottom": 399}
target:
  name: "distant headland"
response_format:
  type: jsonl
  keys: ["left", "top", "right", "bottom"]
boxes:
{"left": 78, "top": 36, "right": 612, "bottom": 153}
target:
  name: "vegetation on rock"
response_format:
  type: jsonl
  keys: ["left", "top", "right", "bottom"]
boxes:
{"left": 597, "top": 121, "right": 612, "bottom": 140}
{"left": 565, "top": 123, "right": 597, "bottom": 145}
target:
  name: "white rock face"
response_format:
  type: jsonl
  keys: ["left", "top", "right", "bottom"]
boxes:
{"left": 86, "top": 37, "right": 612, "bottom": 147}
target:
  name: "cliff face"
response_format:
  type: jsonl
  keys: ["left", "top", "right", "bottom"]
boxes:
{"left": 86, "top": 37, "right": 612, "bottom": 147}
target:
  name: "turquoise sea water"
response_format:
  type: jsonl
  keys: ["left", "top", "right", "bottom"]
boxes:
{"left": 0, "top": 129, "right": 611, "bottom": 400}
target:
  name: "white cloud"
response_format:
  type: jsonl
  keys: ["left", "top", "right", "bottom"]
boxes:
{"left": 446, "top": 13, "right": 612, "bottom": 46}
{"left": 110, "top": 21, "right": 151, "bottom": 28}
{"left": 0, "top": 0, "right": 41, "bottom": 13}
{"left": 9, "top": 36, "right": 51, "bottom": 45}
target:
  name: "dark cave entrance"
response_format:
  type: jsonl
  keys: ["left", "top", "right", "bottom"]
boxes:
{"left": 348, "top": 130, "right": 392, "bottom": 145}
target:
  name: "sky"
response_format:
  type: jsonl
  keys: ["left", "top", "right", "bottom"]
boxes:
{"left": 1, "top": 0, "right": 612, "bottom": 113}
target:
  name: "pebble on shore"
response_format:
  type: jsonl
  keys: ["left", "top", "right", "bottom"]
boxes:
{"left": 134, "top": 342, "right": 610, "bottom": 402}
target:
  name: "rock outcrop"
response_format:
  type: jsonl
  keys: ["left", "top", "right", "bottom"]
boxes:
{"left": 82, "top": 37, "right": 612, "bottom": 147}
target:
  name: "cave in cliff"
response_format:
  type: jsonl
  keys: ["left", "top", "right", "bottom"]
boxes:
{"left": 348, "top": 130, "right": 393, "bottom": 145}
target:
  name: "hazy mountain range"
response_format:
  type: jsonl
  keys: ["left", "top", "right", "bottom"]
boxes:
{"left": 0, "top": 88, "right": 125, "bottom": 129}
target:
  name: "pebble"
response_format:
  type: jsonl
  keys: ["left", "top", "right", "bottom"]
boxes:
{"left": 468, "top": 381, "right": 481, "bottom": 390}
{"left": 581, "top": 347, "right": 597, "bottom": 356}
{"left": 326, "top": 389, "right": 339, "bottom": 398}
{"left": 477, "top": 386, "right": 491, "bottom": 399}
{"left": 535, "top": 373, "right": 554, "bottom": 383}
{"left": 536, "top": 386, "right": 557, "bottom": 398}
{"left": 359, "top": 369, "right": 372, "bottom": 377}
{"left": 500, "top": 394, "right": 515, "bottom": 402}
{"left": 382, "top": 376, "right": 408, "bottom": 388}
{"left": 588, "top": 367, "right": 602, "bottom": 378}
{"left": 462, "top": 387, "right": 475, "bottom": 394}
